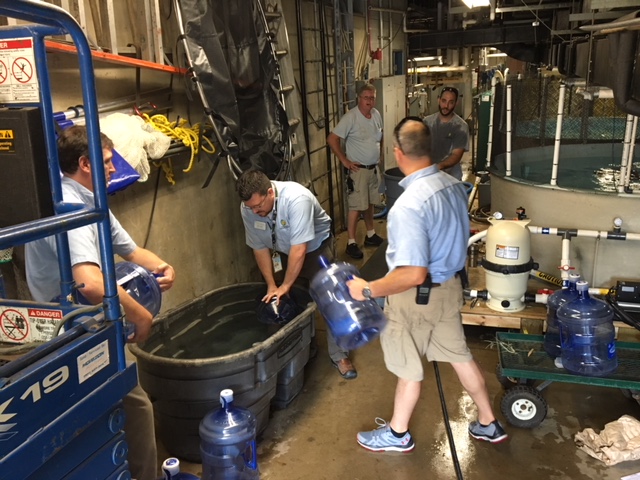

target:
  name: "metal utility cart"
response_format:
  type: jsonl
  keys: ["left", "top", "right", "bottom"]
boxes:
{"left": 496, "top": 331, "right": 640, "bottom": 428}
{"left": 0, "top": 1, "right": 137, "bottom": 479}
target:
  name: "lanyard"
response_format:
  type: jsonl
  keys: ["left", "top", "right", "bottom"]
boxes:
{"left": 270, "top": 183, "right": 278, "bottom": 254}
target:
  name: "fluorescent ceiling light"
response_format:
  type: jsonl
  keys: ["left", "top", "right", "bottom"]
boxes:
{"left": 413, "top": 56, "right": 438, "bottom": 61}
{"left": 486, "top": 52, "right": 508, "bottom": 57}
{"left": 462, "top": 0, "right": 490, "bottom": 8}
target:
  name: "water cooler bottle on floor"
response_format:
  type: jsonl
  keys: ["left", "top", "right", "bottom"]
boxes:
{"left": 199, "top": 389, "right": 259, "bottom": 480}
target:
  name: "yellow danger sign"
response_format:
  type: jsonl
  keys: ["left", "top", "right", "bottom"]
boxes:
{"left": 0, "top": 130, "right": 14, "bottom": 139}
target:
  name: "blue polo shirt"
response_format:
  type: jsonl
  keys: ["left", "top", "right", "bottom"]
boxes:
{"left": 241, "top": 181, "right": 331, "bottom": 254}
{"left": 25, "top": 176, "right": 137, "bottom": 302}
{"left": 385, "top": 165, "right": 469, "bottom": 284}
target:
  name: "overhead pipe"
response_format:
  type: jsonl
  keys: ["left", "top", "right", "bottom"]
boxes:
{"left": 550, "top": 82, "right": 566, "bottom": 186}
{"left": 368, "top": 5, "right": 404, "bottom": 14}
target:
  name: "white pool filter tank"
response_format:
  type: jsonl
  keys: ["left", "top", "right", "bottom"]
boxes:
{"left": 481, "top": 217, "right": 536, "bottom": 312}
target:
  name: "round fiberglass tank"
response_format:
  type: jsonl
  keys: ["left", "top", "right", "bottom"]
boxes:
{"left": 491, "top": 143, "right": 640, "bottom": 287}
{"left": 129, "top": 283, "right": 315, "bottom": 462}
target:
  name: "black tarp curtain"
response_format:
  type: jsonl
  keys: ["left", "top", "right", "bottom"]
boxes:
{"left": 178, "top": 0, "right": 289, "bottom": 178}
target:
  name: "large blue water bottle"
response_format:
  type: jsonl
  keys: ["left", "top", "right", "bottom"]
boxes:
{"left": 557, "top": 281, "right": 617, "bottom": 376}
{"left": 199, "top": 389, "right": 259, "bottom": 480}
{"left": 115, "top": 262, "right": 162, "bottom": 316}
{"left": 544, "top": 272, "right": 581, "bottom": 358}
{"left": 161, "top": 457, "right": 200, "bottom": 479}
{"left": 309, "top": 257, "right": 387, "bottom": 350}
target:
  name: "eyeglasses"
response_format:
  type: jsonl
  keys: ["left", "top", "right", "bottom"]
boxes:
{"left": 393, "top": 116, "right": 423, "bottom": 153}
{"left": 440, "top": 86, "right": 459, "bottom": 98}
{"left": 360, "top": 95, "right": 376, "bottom": 101}
{"left": 242, "top": 194, "right": 269, "bottom": 211}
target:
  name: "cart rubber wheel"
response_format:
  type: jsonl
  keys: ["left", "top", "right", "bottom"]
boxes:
{"left": 620, "top": 389, "right": 640, "bottom": 406}
{"left": 501, "top": 385, "right": 547, "bottom": 428}
{"left": 496, "top": 363, "right": 535, "bottom": 389}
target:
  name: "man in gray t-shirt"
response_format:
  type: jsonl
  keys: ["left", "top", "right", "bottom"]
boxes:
{"left": 327, "top": 84, "right": 385, "bottom": 260}
{"left": 423, "top": 86, "right": 469, "bottom": 181}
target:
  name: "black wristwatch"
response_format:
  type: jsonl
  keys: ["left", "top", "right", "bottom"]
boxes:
{"left": 362, "top": 284, "right": 372, "bottom": 299}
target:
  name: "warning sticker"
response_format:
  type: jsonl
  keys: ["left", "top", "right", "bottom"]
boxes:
{"left": 0, "top": 38, "right": 39, "bottom": 103}
{"left": 77, "top": 340, "right": 110, "bottom": 384}
{"left": 0, "top": 307, "right": 30, "bottom": 343}
{"left": 27, "top": 308, "right": 64, "bottom": 342}
{"left": 0, "top": 306, "right": 63, "bottom": 343}
{"left": 0, "top": 140, "right": 14, "bottom": 152}
{"left": 494, "top": 244, "right": 520, "bottom": 261}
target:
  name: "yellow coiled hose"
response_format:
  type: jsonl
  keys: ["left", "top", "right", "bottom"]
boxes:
{"left": 142, "top": 114, "right": 216, "bottom": 183}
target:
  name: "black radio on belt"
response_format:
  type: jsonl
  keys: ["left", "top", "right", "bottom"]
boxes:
{"left": 416, "top": 273, "right": 433, "bottom": 305}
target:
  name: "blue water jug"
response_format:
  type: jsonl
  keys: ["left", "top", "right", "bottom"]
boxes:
{"left": 557, "top": 281, "right": 617, "bottom": 376}
{"left": 544, "top": 273, "right": 580, "bottom": 358}
{"left": 115, "top": 262, "right": 162, "bottom": 316}
{"left": 161, "top": 457, "right": 200, "bottom": 479}
{"left": 309, "top": 257, "right": 387, "bottom": 350}
{"left": 199, "top": 389, "right": 259, "bottom": 480}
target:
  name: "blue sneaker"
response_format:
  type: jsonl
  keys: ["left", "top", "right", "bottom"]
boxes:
{"left": 468, "top": 420, "right": 508, "bottom": 444}
{"left": 357, "top": 418, "right": 415, "bottom": 452}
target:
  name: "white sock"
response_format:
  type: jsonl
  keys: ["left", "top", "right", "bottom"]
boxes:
{"left": 348, "top": 239, "right": 356, "bottom": 245}
{"left": 367, "top": 230, "right": 376, "bottom": 238}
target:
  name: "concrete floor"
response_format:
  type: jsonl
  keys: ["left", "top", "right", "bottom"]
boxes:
{"left": 165, "top": 217, "right": 640, "bottom": 479}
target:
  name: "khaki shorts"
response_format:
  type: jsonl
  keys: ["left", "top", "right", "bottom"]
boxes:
{"left": 347, "top": 167, "right": 380, "bottom": 211}
{"left": 381, "top": 275, "right": 472, "bottom": 382}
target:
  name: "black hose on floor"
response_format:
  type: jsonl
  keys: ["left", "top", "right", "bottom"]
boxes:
{"left": 433, "top": 361, "right": 464, "bottom": 480}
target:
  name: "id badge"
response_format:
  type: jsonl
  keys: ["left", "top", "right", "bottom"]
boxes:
{"left": 272, "top": 252, "right": 283, "bottom": 273}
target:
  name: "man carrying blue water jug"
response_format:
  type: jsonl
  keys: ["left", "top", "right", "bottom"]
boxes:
{"left": 236, "top": 169, "right": 357, "bottom": 379}
{"left": 25, "top": 126, "right": 176, "bottom": 480}
{"left": 347, "top": 117, "right": 507, "bottom": 452}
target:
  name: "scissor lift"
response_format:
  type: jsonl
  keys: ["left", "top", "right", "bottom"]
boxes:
{"left": 0, "top": 1, "right": 137, "bottom": 479}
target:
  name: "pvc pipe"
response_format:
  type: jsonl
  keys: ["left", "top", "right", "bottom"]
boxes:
{"left": 506, "top": 84, "right": 512, "bottom": 176}
{"left": 550, "top": 83, "right": 566, "bottom": 186}
{"left": 624, "top": 116, "right": 638, "bottom": 190}
{"left": 467, "top": 229, "right": 488, "bottom": 247}
{"left": 528, "top": 225, "right": 640, "bottom": 241}
{"left": 486, "top": 76, "right": 497, "bottom": 168}
{"left": 559, "top": 237, "right": 571, "bottom": 280}
{"left": 619, "top": 114, "right": 634, "bottom": 193}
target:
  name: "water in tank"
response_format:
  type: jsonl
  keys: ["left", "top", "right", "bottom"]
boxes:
{"left": 557, "top": 281, "right": 617, "bottom": 376}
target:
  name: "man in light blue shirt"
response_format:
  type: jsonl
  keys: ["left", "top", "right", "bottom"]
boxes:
{"left": 237, "top": 169, "right": 356, "bottom": 379}
{"left": 25, "top": 126, "right": 175, "bottom": 480}
{"left": 347, "top": 117, "right": 507, "bottom": 452}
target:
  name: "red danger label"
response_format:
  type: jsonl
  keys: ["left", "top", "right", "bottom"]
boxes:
{"left": 0, "top": 39, "right": 32, "bottom": 49}
{"left": 28, "top": 308, "right": 63, "bottom": 319}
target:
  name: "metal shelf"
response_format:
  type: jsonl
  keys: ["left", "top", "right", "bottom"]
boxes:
{"left": 45, "top": 40, "right": 186, "bottom": 75}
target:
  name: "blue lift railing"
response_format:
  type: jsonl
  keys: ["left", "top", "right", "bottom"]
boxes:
{"left": 0, "top": 2, "right": 139, "bottom": 478}
{"left": 0, "top": 0, "right": 126, "bottom": 367}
